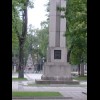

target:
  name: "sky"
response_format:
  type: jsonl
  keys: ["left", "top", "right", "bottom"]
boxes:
{"left": 28, "top": 0, "right": 48, "bottom": 29}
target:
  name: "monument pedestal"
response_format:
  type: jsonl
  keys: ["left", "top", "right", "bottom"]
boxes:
{"left": 35, "top": 80, "right": 79, "bottom": 84}
{"left": 35, "top": 62, "right": 79, "bottom": 84}
{"left": 41, "top": 62, "right": 72, "bottom": 80}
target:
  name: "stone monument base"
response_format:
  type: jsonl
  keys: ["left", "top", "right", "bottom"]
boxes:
{"left": 35, "top": 79, "right": 79, "bottom": 84}
{"left": 35, "top": 62, "right": 79, "bottom": 84}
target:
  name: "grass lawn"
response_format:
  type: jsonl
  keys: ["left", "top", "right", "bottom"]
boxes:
{"left": 28, "top": 83, "right": 49, "bottom": 86}
{"left": 12, "top": 92, "right": 62, "bottom": 97}
{"left": 73, "top": 76, "right": 87, "bottom": 81}
{"left": 12, "top": 78, "right": 27, "bottom": 81}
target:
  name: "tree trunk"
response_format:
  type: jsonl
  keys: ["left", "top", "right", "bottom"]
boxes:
{"left": 15, "top": 0, "right": 28, "bottom": 78}
{"left": 78, "top": 64, "right": 80, "bottom": 76}
{"left": 18, "top": 39, "right": 25, "bottom": 78}
{"left": 67, "top": 49, "right": 71, "bottom": 62}
{"left": 18, "top": 0, "right": 28, "bottom": 78}
{"left": 67, "top": 45, "right": 74, "bottom": 63}
{"left": 80, "top": 63, "right": 84, "bottom": 76}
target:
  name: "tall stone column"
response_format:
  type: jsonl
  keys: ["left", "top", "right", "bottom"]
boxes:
{"left": 41, "top": 0, "right": 71, "bottom": 80}
{"left": 36, "top": 0, "right": 79, "bottom": 84}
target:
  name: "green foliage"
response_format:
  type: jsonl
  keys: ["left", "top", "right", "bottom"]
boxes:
{"left": 12, "top": 0, "right": 22, "bottom": 55}
{"left": 38, "top": 28, "right": 49, "bottom": 57}
{"left": 12, "top": 0, "right": 34, "bottom": 56}
{"left": 73, "top": 76, "right": 87, "bottom": 81}
{"left": 12, "top": 0, "right": 34, "bottom": 78}
{"left": 12, "top": 0, "right": 19, "bottom": 55}
{"left": 23, "top": 21, "right": 48, "bottom": 61}
{"left": 12, "top": 92, "right": 62, "bottom": 97}
{"left": 12, "top": 78, "right": 27, "bottom": 81}
{"left": 65, "top": 0, "right": 87, "bottom": 64}
{"left": 12, "top": 0, "right": 48, "bottom": 67}
{"left": 57, "top": 0, "right": 87, "bottom": 64}
{"left": 30, "top": 22, "right": 49, "bottom": 58}
{"left": 12, "top": 32, "right": 19, "bottom": 54}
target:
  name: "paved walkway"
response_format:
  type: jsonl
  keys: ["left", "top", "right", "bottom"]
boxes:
{"left": 12, "top": 73, "right": 87, "bottom": 100}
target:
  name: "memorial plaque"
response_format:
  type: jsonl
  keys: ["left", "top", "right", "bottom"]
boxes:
{"left": 54, "top": 50, "right": 61, "bottom": 59}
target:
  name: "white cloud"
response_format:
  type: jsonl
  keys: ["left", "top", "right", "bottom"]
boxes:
{"left": 28, "top": 0, "right": 48, "bottom": 29}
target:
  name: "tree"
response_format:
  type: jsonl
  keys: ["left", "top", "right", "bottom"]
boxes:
{"left": 65, "top": 0, "right": 87, "bottom": 76}
{"left": 12, "top": 31, "right": 19, "bottom": 56}
{"left": 23, "top": 25, "right": 39, "bottom": 65}
{"left": 29, "top": 22, "right": 49, "bottom": 59}
{"left": 58, "top": 0, "right": 87, "bottom": 76}
{"left": 12, "top": 0, "right": 34, "bottom": 78}
{"left": 31, "top": 0, "right": 49, "bottom": 59}
{"left": 12, "top": 0, "right": 19, "bottom": 57}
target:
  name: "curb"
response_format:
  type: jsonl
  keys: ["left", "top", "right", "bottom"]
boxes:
{"left": 12, "top": 96, "right": 73, "bottom": 99}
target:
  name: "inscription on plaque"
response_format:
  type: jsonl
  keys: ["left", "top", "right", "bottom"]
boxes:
{"left": 54, "top": 50, "right": 61, "bottom": 59}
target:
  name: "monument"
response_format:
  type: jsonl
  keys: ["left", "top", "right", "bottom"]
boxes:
{"left": 36, "top": 0, "right": 79, "bottom": 84}
{"left": 24, "top": 54, "right": 34, "bottom": 73}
